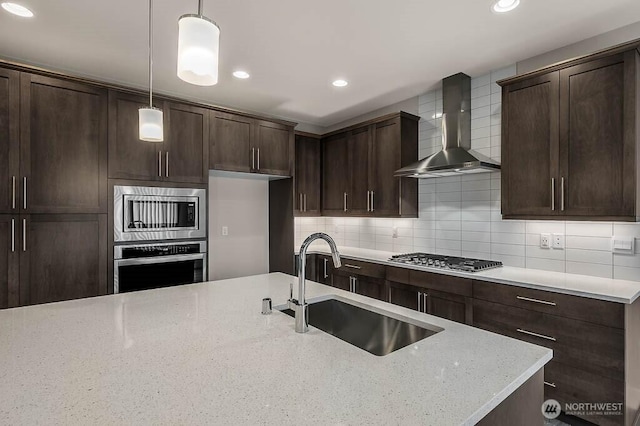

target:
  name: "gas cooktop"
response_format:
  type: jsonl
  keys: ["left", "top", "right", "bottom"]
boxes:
{"left": 389, "top": 253, "right": 502, "bottom": 273}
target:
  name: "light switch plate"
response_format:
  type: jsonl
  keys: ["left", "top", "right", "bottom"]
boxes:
{"left": 540, "top": 234, "right": 551, "bottom": 249}
{"left": 552, "top": 233, "right": 564, "bottom": 249}
{"left": 612, "top": 236, "right": 635, "bottom": 254}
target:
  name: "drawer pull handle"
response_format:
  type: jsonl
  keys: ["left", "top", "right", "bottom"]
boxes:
{"left": 516, "top": 295, "right": 556, "bottom": 306}
{"left": 516, "top": 328, "right": 556, "bottom": 342}
{"left": 544, "top": 381, "right": 556, "bottom": 388}
{"left": 344, "top": 264, "right": 361, "bottom": 270}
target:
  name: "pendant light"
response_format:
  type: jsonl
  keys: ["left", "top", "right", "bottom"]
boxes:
{"left": 139, "top": 0, "right": 163, "bottom": 142}
{"left": 177, "top": 0, "right": 220, "bottom": 86}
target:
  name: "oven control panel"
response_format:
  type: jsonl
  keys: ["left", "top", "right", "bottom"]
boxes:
{"left": 121, "top": 243, "right": 202, "bottom": 259}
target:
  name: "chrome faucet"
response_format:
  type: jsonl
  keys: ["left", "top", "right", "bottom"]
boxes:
{"left": 290, "top": 233, "right": 341, "bottom": 333}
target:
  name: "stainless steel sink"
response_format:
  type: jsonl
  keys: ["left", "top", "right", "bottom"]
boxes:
{"left": 277, "top": 297, "right": 442, "bottom": 356}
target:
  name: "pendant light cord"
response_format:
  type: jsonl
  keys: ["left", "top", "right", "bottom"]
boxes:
{"left": 148, "top": 0, "right": 153, "bottom": 108}
{"left": 198, "top": 0, "right": 203, "bottom": 16}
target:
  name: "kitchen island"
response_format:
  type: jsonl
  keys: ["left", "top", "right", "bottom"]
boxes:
{"left": 0, "top": 273, "right": 551, "bottom": 425}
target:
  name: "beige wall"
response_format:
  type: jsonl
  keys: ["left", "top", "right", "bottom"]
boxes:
{"left": 517, "top": 21, "right": 640, "bottom": 74}
{"left": 208, "top": 173, "right": 269, "bottom": 281}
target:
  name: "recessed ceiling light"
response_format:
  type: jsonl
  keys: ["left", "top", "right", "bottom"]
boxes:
{"left": 233, "top": 70, "right": 250, "bottom": 79}
{"left": 492, "top": 0, "right": 520, "bottom": 13}
{"left": 1, "top": 2, "right": 33, "bottom": 17}
{"left": 332, "top": 79, "right": 348, "bottom": 87}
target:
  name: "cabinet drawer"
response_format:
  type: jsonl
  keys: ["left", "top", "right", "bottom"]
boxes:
{"left": 335, "top": 258, "right": 385, "bottom": 279}
{"left": 545, "top": 361, "right": 624, "bottom": 426}
{"left": 386, "top": 266, "right": 409, "bottom": 284}
{"left": 410, "top": 270, "right": 472, "bottom": 297}
{"left": 473, "top": 299, "right": 624, "bottom": 381}
{"left": 473, "top": 280, "right": 624, "bottom": 329}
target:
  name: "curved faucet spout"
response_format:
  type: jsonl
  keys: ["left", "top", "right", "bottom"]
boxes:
{"left": 294, "top": 233, "right": 341, "bottom": 333}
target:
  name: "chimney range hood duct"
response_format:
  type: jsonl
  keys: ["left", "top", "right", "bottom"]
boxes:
{"left": 395, "top": 73, "right": 500, "bottom": 178}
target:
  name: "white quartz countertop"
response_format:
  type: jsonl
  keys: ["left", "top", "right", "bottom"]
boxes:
{"left": 0, "top": 273, "right": 551, "bottom": 425}
{"left": 301, "top": 245, "right": 640, "bottom": 304}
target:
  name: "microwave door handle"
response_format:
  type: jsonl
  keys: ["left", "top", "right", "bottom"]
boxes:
{"left": 115, "top": 253, "right": 205, "bottom": 267}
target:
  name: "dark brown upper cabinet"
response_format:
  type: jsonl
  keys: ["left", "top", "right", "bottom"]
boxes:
{"left": 0, "top": 69, "right": 19, "bottom": 215}
{"left": 321, "top": 112, "right": 419, "bottom": 217}
{"left": 109, "top": 91, "right": 208, "bottom": 183}
{"left": 21, "top": 74, "right": 108, "bottom": 214}
{"left": 294, "top": 133, "right": 321, "bottom": 216}
{"left": 322, "top": 132, "right": 350, "bottom": 215}
{"left": 500, "top": 46, "right": 640, "bottom": 221}
{"left": 209, "top": 111, "right": 293, "bottom": 176}
{"left": 165, "top": 102, "right": 209, "bottom": 184}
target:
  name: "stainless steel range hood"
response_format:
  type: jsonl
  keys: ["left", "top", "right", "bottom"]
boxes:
{"left": 395, "top": 73, "right": 500, "bottom": 178}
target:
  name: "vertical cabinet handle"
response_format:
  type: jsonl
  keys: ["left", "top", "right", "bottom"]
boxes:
{"left": 11, "top": 176, "right": 16, "bottom": 210}
{"left": 417, "top": 291, "right": 422, "bottom": 312}
{"left": 551, "top": 178, "right": 555, "bottom": 211}
{"left": 251, "top": 148, "right": 255, "bottom": 170}
{"left": 22, "top": 218, "right": 26, "bottom": 252}
{"left": 10, "top": 218, "right": 15, "bottom": 253}
{"left": 561, "top": 177, "right": 565, "bottom": 211}
{"left": 423, "top": 293, "right": 428, "bottom": 313}
{"left": 158, "top": 151, "right": 162, "bottom": 177}
{"left": 343, "top": 193, "right": 348, "bottom": 212}
{"left": 257, "top": 148, "right": 260, "bottom": 171}
{"left": 323, "top": 258, "right": 328, "bottom": 279}
{"left": 353, "top": 277, "right": 357, "bottom": 293}
{"left": 299, "top": 193, "right": 303, "bottom": 211}
{"left": 367, "top": 190, "right": 371, "bottom": 212}
{"left": 371, "top": 190, "right": 374, "bottom": 212}
{"left": 303, "top": 194, "right": 307, "bottom": 212}
{"left": 165, "top": 152, "right": 169, "bottom": 177}
{"left": 22, "top": 177, "right": 27, "bottom": 210}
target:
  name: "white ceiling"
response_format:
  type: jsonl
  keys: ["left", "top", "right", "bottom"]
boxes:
{"left": 1, "top": 0, "right": 640, "bottom": 128}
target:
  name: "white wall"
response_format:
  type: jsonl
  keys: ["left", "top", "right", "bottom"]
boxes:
{"left": 295, "top": 65, "right": 640, "bottom": 281}
{"left": 208, "top": 173, "right": 269, "bottom": 280}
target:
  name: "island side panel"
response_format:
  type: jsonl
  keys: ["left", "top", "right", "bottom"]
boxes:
{"left": 477, "top": 369, "right": 544, "bottom": 426}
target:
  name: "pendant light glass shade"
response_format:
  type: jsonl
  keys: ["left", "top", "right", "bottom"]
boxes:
{"left": 139, "top": 0, "right": 163, "bottom": 142}
{"left": 139, "top": 107, "right": 163, "bottom": 142}
{"left": 177, "top": 14, "right": 220, "bottom": 86}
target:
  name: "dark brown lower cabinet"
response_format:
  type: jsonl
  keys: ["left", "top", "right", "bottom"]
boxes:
{"left": 315, "top": 254, "right": 333, "bottom": 285}
{"left": 332, "top": 273, "right": 351, "bottom": 292}
{"left": 389, "top": 280, "right": 470, "bottom": 324}
{"left": 19, "top": 214, "right": 107, "bottom": 306}
{"left": 0, "top": 215, "right": 19, "bottom": 308}
{"left": 331, "top": 270, "right": 385, "bottom": 301}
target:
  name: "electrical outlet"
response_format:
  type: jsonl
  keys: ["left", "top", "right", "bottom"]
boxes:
{"left": 392, "top": 227, "right": 398, "bottom": 239}
{"left": 540, "top": 233, "right": 551, "bottom": 249}
{"left": 221, "top": 226, "right": 228, "bottom": 236}
{"left": 552, "top": 233, "right": 564, "bottom": 249}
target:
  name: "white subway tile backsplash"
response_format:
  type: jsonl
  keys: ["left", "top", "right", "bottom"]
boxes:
{"left": 565, "top": 222, "right": 613, "bottom": 237}
{"left": 565, "top": 249, "right": 612, "bottom": 265}
{"left": 526, "top": 221, "right": 565, "bottom": 234}
{"left": 492, "top": 243, "right": 525, "bottom": 257}
{"left": 613, "top": 253, "right": 640, "bottom": 268}
{"left": 526, "top": 257, "right": 565, "bottom": 273}
{"left": 526, "top": 246, "right": 565, "bottom": 261}
{"left": 565, "top": 262, "right": 612, "bottom": 279}
{"left": 565, "top": 236, "right": 612, "bottom": 251}
{"left": 614, "top": 266, "right": 640, "bottom": 281}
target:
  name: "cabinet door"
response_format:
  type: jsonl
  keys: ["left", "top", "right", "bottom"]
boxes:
{"left": 425, "top": 289, "right": 470, "bottom": 324}
{"left": 354, "top": 276, "right": 384, "bottom": 301}
{"left": 256, "top": 120, "right": 291, "bottom": 176}
{"left": 108, "top": 90, "right": 162, "bottom": 181}
{"left": 19, "top": 214, "right": 107, "bottom": 306}
{"left": 502, "top": 72, "right": 560, "bottom": 217}
{"left": 389, "top": 281, "right": 421, "bottom": 311}
{"left": 322, "top": 133, "right": 349, "bottom": 214}
{"left": 21, "top": 74, "right": 108, "bottom": 213}
{"left": 294, "top": 135, "right": 321, "bottom": 215}
{"left": 559, "top": 53, "right": 635, "bottom": 217}
{"left": 371, "top": 118, "right": 401, "bottom": 216}
{"left": 165, "top": 102, "right": 209, "bottom": 183}
{"left": 347, "top": 126, "right": 371, "bottom": 214}
{"left": 315, "top": 255, "right": 333, "bottom": 285}
{"left": 209, "top": 111, "right": 252, "bottom": 173}
{"left": 331, "top": 272, "right": 351, "bottom": 291}
{"left": 0, "top": 215, "right": 19, "bottom": 308}
{"left": 0, "top": 69, "right": 19, "bottom": 214}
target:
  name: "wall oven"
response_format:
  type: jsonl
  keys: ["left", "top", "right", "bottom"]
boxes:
{"left": 114, "top": 185, "right": 206, "bottom": 242}
{"left": 114, "top": 241, "right": 207, "bottom": 294}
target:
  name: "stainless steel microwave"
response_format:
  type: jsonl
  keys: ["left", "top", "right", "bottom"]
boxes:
{"left": 114, "top": 185, "right": 206, "bottom": 242}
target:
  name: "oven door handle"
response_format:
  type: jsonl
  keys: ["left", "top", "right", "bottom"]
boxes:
{"left": 115, "top": 253, "right": 205, "bottom": 266}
